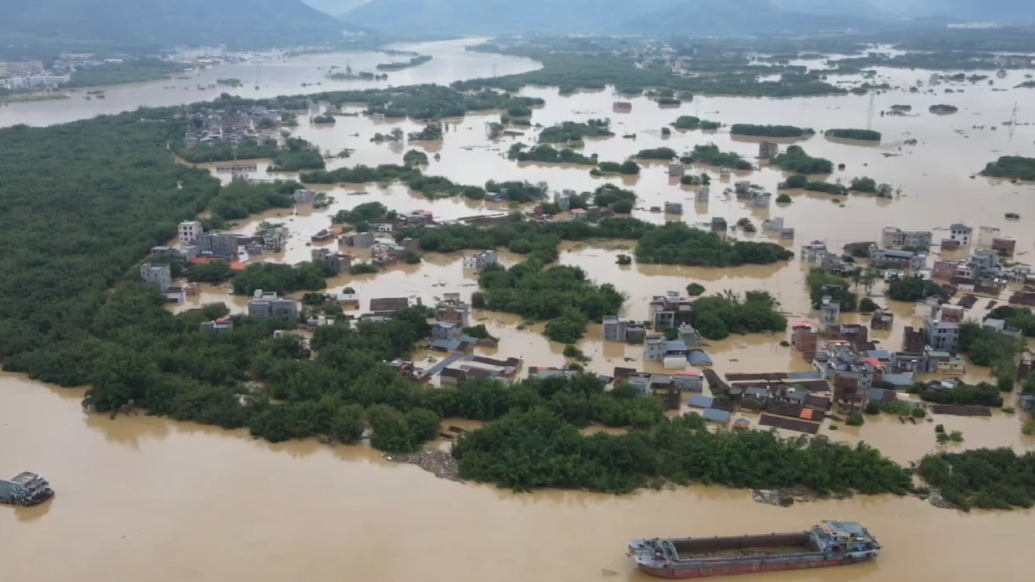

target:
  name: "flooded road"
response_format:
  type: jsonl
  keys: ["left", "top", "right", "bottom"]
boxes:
{"left": 4, "top": 42, "right": 1035, "bottom": 581}
{"left": 1, "top": 374, "right": 1032, "bottom": 582}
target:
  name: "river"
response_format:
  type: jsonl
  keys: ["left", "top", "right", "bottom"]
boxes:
{"left": 3, "top": 40, "right": 1035, "bottom": 580}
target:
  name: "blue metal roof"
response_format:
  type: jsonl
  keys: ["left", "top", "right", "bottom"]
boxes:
{"left": 786, "top": 371, "right": 822, "bottom": 379}
{"left": 688, "top": 395, "right": 714, "bottom": 409}
{"left": 702, "top": 408, "right": 731, "bottom": 423}
{"left": 666, "top": 340, "right": 688, "bottom": 352}
{"left": 688, "top": 351, "right": 713, "bottom": 366}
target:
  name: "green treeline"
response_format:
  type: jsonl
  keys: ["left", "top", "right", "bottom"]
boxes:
{"left": 886, "top": 278, "right": 941, "bottom": 302}
{"left": 981, "top": 156, "right": 1035, "bottom": 181}
{"left": 730, "top": 124, "right": 814, "bottom": 138}
{"left": 269, "top": 137, "right": 325, "bottom": 172}
{"left": 452, "top": 50, "right": 846, "bottom": 98}
{"left": 680, "top": 144, "right": 753, "bottom": 170}
{"left": 780, "top": 174, "right": 846, "bottom": 194}
{"left": 231, "top": 262, "right": 335, "bottom": 296}
{"left": 205, "top": 85, "right": 544, "bottom": 122}
{"left": 475, "top": 263, "right": 625, "bottom": 342}
{"left": 773, "top": 146, "right": 833, "bottom": 174}
{"left": 178, "top": 141, "right": 280, "bottom": 163}
{"left": 592, "top": 160, "right": 641, "bottom": 176}
{"left": 64, "top": 58, "right": 188, "bottom": 88}
{"left": 454, "top": 408, "right": 911, "bottom": 495}
{"left": 918, "top": 449, "right": 1035, "bottom": 510}
{"left": 691, "top": 291, "right": 787, "bottom": 340}
{"left": 509, "top": 144, "right": 597, "bottom": 165}
{"left": 824, "top": 128, "right": 882, "bottom": 142}
{"left": 671, "top": 116, "right": 719, "bottom": 130}
{"left": 0, "top": 113, "right": 223, "bottom": 374}
{"left": 409, "top": 215, "right": 791, "bottom": 269}
{"left": 538, "top": 119, "right": 614, "bottom": 144}
{"left": 376, "top": 54, "right": 433, "bottom": 71}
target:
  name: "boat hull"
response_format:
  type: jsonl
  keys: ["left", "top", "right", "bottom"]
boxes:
{"left": 638, "top": 557, "right": 865, "bottom": 579}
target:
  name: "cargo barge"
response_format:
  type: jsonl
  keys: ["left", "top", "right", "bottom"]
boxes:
{"left": 1, "top": 472, "right": 54, "bottom": 507}
{"left": 629, "top": 521, "right": 879, "bottom": 579}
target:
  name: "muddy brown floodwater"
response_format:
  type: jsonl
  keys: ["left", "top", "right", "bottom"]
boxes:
{"left": 3, "top": 41, "right": 1035, "bottom": 581}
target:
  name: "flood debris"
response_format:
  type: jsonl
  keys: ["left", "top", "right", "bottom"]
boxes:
{"left": 384, "top": 449, "right": 461, "bottom": 482}
{"left": 752, "top": 487, "right": 850, "bottom": 507}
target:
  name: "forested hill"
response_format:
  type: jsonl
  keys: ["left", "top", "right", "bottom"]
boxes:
{"left": 0, "top": 0, "right": 346, "bottom": 50}
{"left": 343, "top": 0, "right": 883, "bottom": 35}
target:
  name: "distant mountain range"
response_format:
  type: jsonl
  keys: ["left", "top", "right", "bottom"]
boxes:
{"left": 334, "top": 0, "right": 1035, "bottom": 34}
{"left": 0, "top": 0, "right": 350, "bottom": 50}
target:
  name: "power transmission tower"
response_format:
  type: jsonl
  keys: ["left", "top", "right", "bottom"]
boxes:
{"left": 1009, "top": 102, "right": 1018, "bottom": 142}
{"left": 866, "top": 92, "right": 875, "bottom": 130}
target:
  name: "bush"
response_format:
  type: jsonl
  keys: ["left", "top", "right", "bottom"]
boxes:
{"left": 936, "top": 432, "right": 950, "bottom": 444}
{"left": 1002, "top": 406, "right": 1016, "bottom": 414}
{"left": 1023, "top": 420, "right": 1035, "bottom": 436}
{"left": 686, "top": 283, "right": 706, "bottom": 296}
{"left": 935, "top": 424, "right": 945, "bottom": 433}
{"left": 776, "top": 193, "right": 792, "bottom": 204}
{"left": 846, "top": 413, "right": 865, "bottom": 426}
{"left": 858, "top": 298, "right": 879, "bottom": 312}
{"left": 911, "top": 407, "right": 927, "bottom": 418}
{"left": 949, "top": 430, "right": 964, "bottom": 443}
{"left": 864, "top": 402, "right": 881, "bottom": 415}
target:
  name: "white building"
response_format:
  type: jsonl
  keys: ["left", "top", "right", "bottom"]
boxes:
{"left": 949, "top": 223, "right": 972, "bottom": 248}
{"left": 178, "top": 220, "right": 203, "bottom": 244}
{"left": 977, "top": 225, "right": 1001, "bottom": 248}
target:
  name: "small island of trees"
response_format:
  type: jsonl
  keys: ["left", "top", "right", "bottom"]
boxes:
{"left": 730, "top": 124, "right": 814, "bottom": 138}
{"left": 980, "top": 156, "right": 1035, "bottom": 181}
{"left": 773, "top": 146, "right": 833, "bottom": 174}
{"left": 538, "top": 119, "right": 614, "bottom": 145}
{"left": 671, "top": 116, "right": 720, "bottom": 130}
{"left": 509, "top": 144, "right": 597, "bottom": 165}
{"left": 824, "top": 128, "right": 882, "bottom": 142}
{"left": 680, "top": 144, "right": 753, "bottom": 170}
{"left": 929, "top": 104, "right": 959, "bottom": 114}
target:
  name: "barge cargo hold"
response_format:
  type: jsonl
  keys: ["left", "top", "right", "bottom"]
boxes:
{"left": 0, "top": 472, "right": 55, "bottom": 507}
{"left": 629, "top": 521, "right": 880, "bottom": 579}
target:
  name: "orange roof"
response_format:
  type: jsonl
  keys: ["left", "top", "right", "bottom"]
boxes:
{"left": 793, "top": 322, "right": 819, "bottom": 329}
{"left": 800, "top": 409, "right": 815, "bottom": 420}
{"left": 230, "top": 262, "right": 248, "bottom": 272}
{"left": 860, "top": 358, "right": 881, "bottom": 367}
{"left": 570, "top": 208, "right": 587, "bottom": 214}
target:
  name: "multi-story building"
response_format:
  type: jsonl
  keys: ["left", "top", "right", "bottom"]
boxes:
{"left": 791, "top": 322, "right": 819, "bottom": 353}
{"left": 312, "top": 249, "right": 353, "bottom": 274}
{"left": 678, "top": 323, "right": 704, "bottom": 348}
{"left": 931, "top": 259, "right": 960, "bottom": 281}
{"left": 463, "top": 250, "right": 499, "bottom": 271}
{"left": 431, "top": 321, "right": 464, "bottom": 342}
{"left": 553, "top": 190, "right": 574, "bottom": 211}
{"left": 649, "top": 292, "right": 694, "bottom": 330}
{"left": 603, "top": 315, "right": 628, "bottom": 342}
{"left": 992, "top": 238, "right": 1017, "bottom": 256}
{"left": 820, "top": 294, "right": 841, "bottom": 327}
{"left": 342, "top": 232, "right": 375, "bottom": 249}
{"left": 248, "top": 291, "right": 298, "bottom": 321}
{"left": 949, "top": 223, "right": 973, "bottom": 247}
{"left": 903, "top": 326, "right": 926, "bottom": 352}
{"left": 695, "top": 187, "right": 709, "bottom": 204}
{"left": 758, "top": 141, "right": 779, "bottom": 160}
{"left": 924, "top": 317, "right": 960, "bottom": 353}
{"left": 261, "top": 226, "right": 289, "bottom": 251}
{"left": 977, "top": 226, "right": 1001, "bottom": 247}
{"left": 869, "top": 248, "right": 927, "bottom": 270}
{"left": 711, "top": 217, "right": 727, "bottom": 236}
{"left": 664, "top": 202, "right": 683, "bottom": 215}
{"left": 178, "top": 220, "right": 203, "bottom": 243}
{"left": 139, "top": 263, "right": 172, "bottom": 291}
{"left": 293, "top": 189, "right": 317, "bottom": 204}
{"left": 969, "top": 249, "right": 1000, "bottom": 276}
{"left": 880, "top": 227, "right": 933, "bottom": 249}
{"left": 668, "top": 163, "right": 684, "bottom": 177}
{"left": 196, "top": 232, "right": 238, "bottom": 258}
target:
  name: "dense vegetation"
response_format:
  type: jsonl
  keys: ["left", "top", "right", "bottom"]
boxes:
{"left": 919, "top": 383, "right": 1003, "bottom": 408}
{"left": 807, "top": 268, "right": 857, "bottom": 312}
{"left": 206, "top": 86, "right": 544, "bottom": 122}
{"left": 538, "top": 119, "right": 614, "bottom": 144}
{"left": 177, "top": 140, "right": 280, "bottom": 164}
{"left": 475, "top": 263, "right": 624, "bottom": 342}
{"left": 269, "top": 137, "right": 325, "bottom": 172}
{"left": 824, "top": 129, "right": 881, "bottom": 142}
{"left": 509, "top": 144, "right": 596, "bottom": 165}
{"left": 886, "top": 277, "right": 941, "bottom": 302}
{"left": 636, "top": 223, "right": 793, "bottom": 267}
{"left": 453, "top": 50, "right": 846, "bottom": 98}
{"left": 300, "top": 164, "right": 491, "bottom": 200}
{"left": 376, "top": 54, "right": 433, "bottom": 71}
{"left": 691, "top": 291, "right": 787, "bottom": 340}
{"left": 929, "top": 104, "right": 959, "bottom": 114}
{"left": 680, "top": 144, "right": 753, "bottom": 170}
{"left": 773, "top": 146, "right": 833, "bottom": 174}
{"left": 918, "top": 449, "right": 1035, "bottom": 510}
{"left": 671, "top": 116, "right": 719, "bottom": 130}
{"left": 593, "top": 160, "right": 641, "bottom": 176}
{"left": 779, "top": 174, "right": 847, "bottom": 195}
{"left": 455, "top": 408, "right": 911, "bottom": 495}
{"left": 980, "top": 156, "right": 1035, "bottom": 181}
{"left": 231, "top": 262, "right": 334, "bottom": 296}
{"left": 987, "top": 306, "right": 1035, "bottom": 338}
{"left": 635, "top": 147, "right": 677, "bottom": 160}
{"left": 64, "top": 58, "right": 188, "bottom": 88}
{"left": 730, "top": 124, "right": 814, "bottom": 138}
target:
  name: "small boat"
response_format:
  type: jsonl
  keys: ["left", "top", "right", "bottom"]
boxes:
{"left": 629, "top": 521, "right": 880, "bottom": 579}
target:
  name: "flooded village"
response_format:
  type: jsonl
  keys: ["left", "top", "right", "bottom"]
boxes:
{"left": 3, "top": 36, "right": 1035, "bottom": 582}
